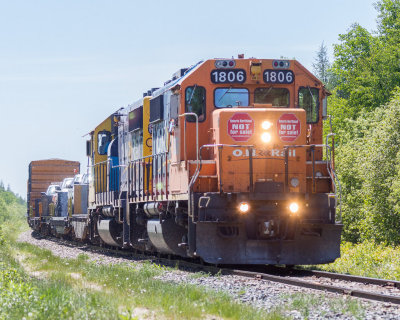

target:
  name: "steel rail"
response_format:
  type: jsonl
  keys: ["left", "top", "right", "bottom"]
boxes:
{"left": 244, "top": 265, "right": 400, "bottom": 288}
{"left": 223, "top": 268, "right": 400, "bottom": 305}
{"left": 293, "top": 268, "right": 400, "bottom": 289}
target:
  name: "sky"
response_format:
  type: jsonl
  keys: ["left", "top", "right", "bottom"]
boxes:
{"left": 0, "top": 0, "right": 378, "bottom": 198}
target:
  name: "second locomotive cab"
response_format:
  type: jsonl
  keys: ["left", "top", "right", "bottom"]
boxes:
{"left": 32, "top": 56, "right": 343, "bottom": 265}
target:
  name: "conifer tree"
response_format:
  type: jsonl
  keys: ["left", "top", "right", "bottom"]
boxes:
{"left": 313, "top": 42, "right": 331, "bottom": 87}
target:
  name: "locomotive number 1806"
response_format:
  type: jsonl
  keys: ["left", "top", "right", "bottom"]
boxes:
{"left": 263, "top": 69, "right": 294, "bottom": 84}
{"left": 211, "top": 69, "right": 246, "bottom": 84}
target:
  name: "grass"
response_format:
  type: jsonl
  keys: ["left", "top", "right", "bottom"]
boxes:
{"left": 0, "top": 190, "right": 388, "bottom": 319}
{"left": 1, "top": 234, "right": 375, "bottom": 320}
{"left": 0, "top": 248, "right": 122, "bottom": 320}
{"left": 0, "top": 244, "right": 119, "bottom": 320}
{"left": 15, "top": 240, "right": 276, "bottom": 319}
{"left": 1, "top": 221, "right": 378, "bottom": 320}
{"left": 281, "top": 293, "right": 364, "bottom": 319}
{"left": 7, "top": 231, "right": 366, "bottom": 320}
{"left": 311, "top": 241, "right": 400, "bottom": 280}
{"left": 187, "top": 270, "right": 212, "bottom": 279}
{"left": 5, "top": 238, "right": 287, "bottom": 320}
{"left": 0, "top": 196, "right": 287, "bottom": 319}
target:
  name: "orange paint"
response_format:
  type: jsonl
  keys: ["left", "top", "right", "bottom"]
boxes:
{"left": 167, "top": 58, "right": 330, "bottom": 199}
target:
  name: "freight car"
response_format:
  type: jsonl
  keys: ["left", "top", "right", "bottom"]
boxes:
{"left": 27, "top": 159, "right": 80, "bottom": 231}
{"left": 29, "top": 56, "right": 342, "bottom": 265}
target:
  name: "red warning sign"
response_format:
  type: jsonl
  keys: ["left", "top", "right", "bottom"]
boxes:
{"left": 277, "top": 113, "right": 301, "bottom": 142}
{"left": 227, "top": 113, "right": 254, "bottom": 142}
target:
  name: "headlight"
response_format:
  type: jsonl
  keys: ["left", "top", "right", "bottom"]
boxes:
{"left": 261, "top": 132, "right": 272, "bottom": 143}
{"left": 238, "top": 202, "right": 249, "bottom": 214}
{"left": 289, "top": 202, "right": 299, "bottom": 214}
{"left": 262, "top": 121, "right": 272, "bottom": 130}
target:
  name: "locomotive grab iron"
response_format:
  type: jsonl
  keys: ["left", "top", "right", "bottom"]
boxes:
{"left": 28, "top": 56, "right": 342, "bottom": 265}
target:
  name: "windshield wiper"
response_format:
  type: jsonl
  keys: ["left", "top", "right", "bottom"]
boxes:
{"left": 260, "top": 86, "right": 274, "bottom": 100}
{"left": 188, "top": 84, "right": 197, "bottom": 104}
{"left": 218, "top": 86, "right": 233, "bottom": 103}
{"left": 307, "top": 86, "right": 315, "bottom": 103}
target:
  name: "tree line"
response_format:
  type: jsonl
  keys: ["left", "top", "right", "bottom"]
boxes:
{"left": 314, "top": 0, "right": 400, "bottom": 244}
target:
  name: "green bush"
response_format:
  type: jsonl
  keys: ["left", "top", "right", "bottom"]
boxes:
{"left": 0, "top": 226, "right": 4, "bottom": 246}
{"left": 318, "top": 241, "right": 400, "bottom": 280}
{"left": 0, "top": 253, "right": 119, "bottom": 320}
{"left": 325, "top": 1, "right": 400, "bottom": 244}
{"left": 0, "top": 265, "right": 38, "bottom": 320}
{"left": 336, "top": 89, "right": 400, "bottom": 244}
{"left": 0, "top": 188, "right": 26, "bottom": 225}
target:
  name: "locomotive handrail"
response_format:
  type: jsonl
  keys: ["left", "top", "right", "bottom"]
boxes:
{"left": 90, "top": 159, "right": 121, "bottom": 204}
{"left": 179, "top": 112, "right": 199, "bottom": 166}
{"left": 179, "top": 112, "right": 199, "bottom": 217}
{"left": 283, "top": 143, "right": 342, "bottom": 223}
{"left": 326, "top": 133, "right": 342, "bottom": 222}
{"left": 90, "top": 159, "right": 109, "bottom": 166}
{"left": 189, "top": 143, "right": 254, "bottom": 221}
{"left": 89, "top": 153, "right": 166, "bottom": 168}
{"left": 126, "top": 152, "right": 169, "bottom": 201}
{"left": 92, "top": 153, "right": 170, "bottom": 204}
{"left": 325, "top": 115, "right": 342, "bottom": 222}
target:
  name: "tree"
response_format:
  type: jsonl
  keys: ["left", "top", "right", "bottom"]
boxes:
{"left": 375, "top": 0, "right": 400, "bottom": 41}
{"left": 328, "top": 1, "right": 400, "bottom": 245}
{"left": 312, "top": 42, "right": 331, "bottom": 87}
{"left": 330, "top": 1, "right": 400, "bottom": 120}
{"left": 331, "top": 23, "right": 375, "bottom": 110}
{"left": 337, "top": 90, "right": 400, "bottom": 244}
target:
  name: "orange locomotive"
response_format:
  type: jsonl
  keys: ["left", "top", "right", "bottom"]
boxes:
{"left": 28, "top": 56, "right": 342, "bottom": 265}
{"left": 82, "top": 56, "right": 342, "bottom": 265}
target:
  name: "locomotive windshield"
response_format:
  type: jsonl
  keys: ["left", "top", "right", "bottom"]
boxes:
{"left": 254, "top": 87, "right": 289, "bottom": 107}
{"left": 214, "top": 88, "right": 249, "bottom": 108}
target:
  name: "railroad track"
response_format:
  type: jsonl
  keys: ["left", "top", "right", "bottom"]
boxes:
{"left": 33, "top": 232, "right": 400, "bottom": 305}
{"left": 82, "top": 246, "right": 400, "bottom": 305}
{"left": 226, "top": 267, "right": 400, "bottom": 305}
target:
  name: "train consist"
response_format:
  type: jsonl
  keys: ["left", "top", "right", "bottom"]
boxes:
{"left": 28, "top": 57, "right": 342, "bottom": 265}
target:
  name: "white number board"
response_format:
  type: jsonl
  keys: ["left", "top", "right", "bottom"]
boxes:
{"left": 211, "top": 69, "right": 246, "bottom": 84}
{"left": 263, "top": 70, "right": 294, "bottom": 84}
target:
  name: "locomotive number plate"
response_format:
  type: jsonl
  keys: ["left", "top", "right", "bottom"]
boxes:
{"left": 211, "top": 69, "right": 246, "bottom": 84}
{"left": 263, "top": 69, "right": 294, "bottom": 84}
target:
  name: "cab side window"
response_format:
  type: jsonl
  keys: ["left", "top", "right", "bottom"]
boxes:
{"left": 298, "top": 87, "right": 319, "bottom": 123}
{"left": 185, "top": 86, "right": 206, "bottom": 122}
{"left": 98, "top": 131, "right": 111, "bottom": 155}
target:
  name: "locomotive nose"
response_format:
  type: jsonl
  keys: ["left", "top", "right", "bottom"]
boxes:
{"left": 211, "top": 107, "right": 306, "bottom": 194}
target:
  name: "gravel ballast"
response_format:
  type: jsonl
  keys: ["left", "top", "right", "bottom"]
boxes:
{"left": 18, "top": 230, "right": 400, "bottom": 320}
